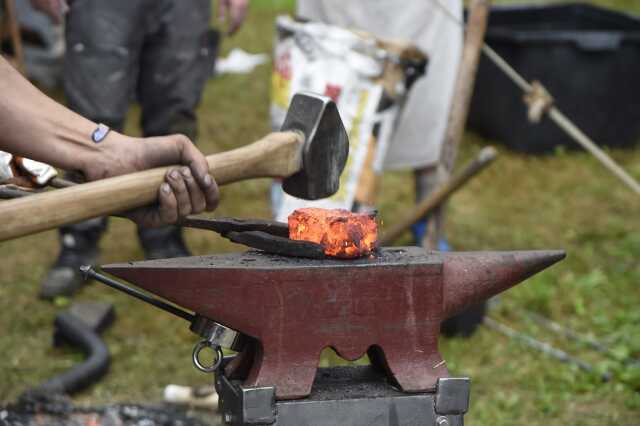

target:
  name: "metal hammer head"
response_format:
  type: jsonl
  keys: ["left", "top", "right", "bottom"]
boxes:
{"left": 280, "top": 92, "right": 349, "bottom": 200}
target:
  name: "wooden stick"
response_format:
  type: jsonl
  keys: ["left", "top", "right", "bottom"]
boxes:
{"left": 430, "top": 0, "right": 638, "bottom": 196}
{"left": 440, "top": 0, "right": 491, "bottom": 173}
{"left": 424, "top": 0, "right": 491, "bottom": 248}
{"left": 380, "top": 146, "right": 497, "bottom": 246}
{"left": 0, "top": 132, "right": 303, "bottom": 242}
{"left": 481, "top": 44, "right": 640, "bottom": 195}
{"left": 547, "top": 107, "right": 640, "bottom": 195}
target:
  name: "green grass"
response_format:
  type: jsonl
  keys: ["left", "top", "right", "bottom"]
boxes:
{"left": 1, "top": 1, "right": 639, "bottom": 425}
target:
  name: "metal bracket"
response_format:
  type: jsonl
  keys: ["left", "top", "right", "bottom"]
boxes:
{"left": 435, "top": 377, "right": 470, "bottom": 415}
{"left": 216, "top": 373, "right": 276, "bottom": 425}
{"left": 216, "top": 365, "right": 470, "bottom": 426}
{"left": 190, "top": 315, "right": 245, "bottom": 351}
{"left": 189, "top": 315, "right": 245, "bottom": 374}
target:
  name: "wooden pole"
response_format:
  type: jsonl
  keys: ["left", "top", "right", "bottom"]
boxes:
{"left": 440, "top": 0, "right": 491, "bottom": 172}
{"left": 380, "top": 146, "right": 497, "bottom": 246}
{"left": 481, "top": 44, "right": 640, "bottom": 196}
{"left": 547, "top": 108, "right": 640, "bottom": 195}
{"left": 423, "top": 0, "right": 491, "bottom": 248}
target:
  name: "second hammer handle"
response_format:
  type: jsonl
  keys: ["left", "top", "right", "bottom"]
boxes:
{"left": 0, "top": 131, "right": 303, "bottom": 242}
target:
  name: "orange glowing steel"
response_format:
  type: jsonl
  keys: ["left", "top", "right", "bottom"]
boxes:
{"left": 288, "top": 208, "right": 378, "bottom": 259}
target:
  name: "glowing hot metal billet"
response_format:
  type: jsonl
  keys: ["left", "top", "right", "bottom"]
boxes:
{"left": 288, "top": 208, "right": 378, "bottom": 258}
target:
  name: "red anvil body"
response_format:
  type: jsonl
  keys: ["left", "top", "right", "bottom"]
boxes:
{"left": 103, "top": 247, "right": 564, "bottom": 399}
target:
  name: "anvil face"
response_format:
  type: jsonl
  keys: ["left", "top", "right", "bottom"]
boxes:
{"left": 102, "top": 247, "right": 564, "bottom": 400}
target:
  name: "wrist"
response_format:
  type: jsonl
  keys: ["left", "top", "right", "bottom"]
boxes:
{"left": 82, "top": 130, "right": 141, "bottom": 181}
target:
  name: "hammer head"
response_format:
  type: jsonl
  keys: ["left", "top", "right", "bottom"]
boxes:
{"left": 280, "top": 92, "right": 349, "bottom": 200}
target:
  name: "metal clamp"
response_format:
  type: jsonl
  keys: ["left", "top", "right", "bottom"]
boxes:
{"left": 192, "top": 340, "right": 224, "bottom": 373}
{"left": 190, "top": 315, "right": 245, "bottom": 351}
{"left": 190, "top": 315, "right": 245, "bottom": 373}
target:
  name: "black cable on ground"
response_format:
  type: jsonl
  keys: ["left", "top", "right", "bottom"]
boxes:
{"left": 37, "top": 312, "right": 110, "bottom": 395}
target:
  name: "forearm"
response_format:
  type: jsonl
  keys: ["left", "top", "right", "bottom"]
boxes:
{"left": 0, "top": 57, "right": 219, "bottom": 227}
{"left": 0, "top": 57, "right": 109, "bottom": 174}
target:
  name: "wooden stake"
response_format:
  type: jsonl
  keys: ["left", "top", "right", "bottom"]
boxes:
{"left": 423, "top": 0, "right": 491, "bottom": 248}
{"left": 381, "top": 146, "right": 497, "bottom": 246}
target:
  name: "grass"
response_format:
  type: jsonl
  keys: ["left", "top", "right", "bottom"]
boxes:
{"left": 1, "top": 1, "right": 639, "bottom": 425}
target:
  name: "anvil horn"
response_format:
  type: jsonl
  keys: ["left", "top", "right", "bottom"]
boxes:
{"left": 441, "top": 250, "right": 566, "bottom": 319}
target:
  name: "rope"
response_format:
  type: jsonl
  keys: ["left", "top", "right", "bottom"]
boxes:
{"left": 430, "top": 0, "right": 640, "bottom": 195}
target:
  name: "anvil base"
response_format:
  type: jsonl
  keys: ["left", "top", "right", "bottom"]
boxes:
{"left": 215, "top": 365, "right": 469, "bottom": 426}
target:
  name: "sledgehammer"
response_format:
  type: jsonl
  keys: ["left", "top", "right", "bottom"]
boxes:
{"left": 0, "top": 93, "right": 348, "bottom": 242}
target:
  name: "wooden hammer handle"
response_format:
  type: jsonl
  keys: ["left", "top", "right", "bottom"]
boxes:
{"left": 0, "top": 131, "right": 303, "bottom": 242}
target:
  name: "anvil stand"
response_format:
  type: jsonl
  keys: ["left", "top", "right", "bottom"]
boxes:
{"left": 214, "top": 359, "right": 469, "bottom": 426}
{"left": 190, "top": 313, "right": 469, "bottom": 426}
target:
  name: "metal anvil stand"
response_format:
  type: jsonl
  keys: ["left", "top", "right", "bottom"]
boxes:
{"left": 215, "top": 361, "right": 469, "bottom": 426}
{"left": 189, "top": 312, "right": 468, "bottom": 426}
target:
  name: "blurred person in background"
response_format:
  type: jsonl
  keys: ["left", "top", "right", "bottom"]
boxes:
{"left": 296, "top": 0, "right": 463, "bottom": 250}
{"left": 30, "top": 0, "right": 248, "bottom": 299}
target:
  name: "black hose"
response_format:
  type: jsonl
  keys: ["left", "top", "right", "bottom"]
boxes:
{"left": 38, "top": 312, "right": 110, "bottom": 394}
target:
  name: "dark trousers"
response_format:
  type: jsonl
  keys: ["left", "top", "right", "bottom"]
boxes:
{"left": 60, "top": 0, "right": 213, "bottom": 246}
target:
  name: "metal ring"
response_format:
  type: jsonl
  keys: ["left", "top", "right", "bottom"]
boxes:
{"left": 192, "top": 340, "right": 224, "bottom": 373}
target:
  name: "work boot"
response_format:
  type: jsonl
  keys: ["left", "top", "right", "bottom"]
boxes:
{"left": 138, "top": 225, "right": 191, "bottom": 260}
{"left": 40, "top": 219, "right": 105, "bottom": 300}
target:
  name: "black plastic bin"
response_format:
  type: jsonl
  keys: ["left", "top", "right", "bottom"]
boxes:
{"left": 467, "top": 3, "right": 640, "bottom": 154}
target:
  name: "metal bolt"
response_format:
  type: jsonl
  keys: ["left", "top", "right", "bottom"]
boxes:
{"left": 436, "top": 416, "right": 450, "bottom": 426}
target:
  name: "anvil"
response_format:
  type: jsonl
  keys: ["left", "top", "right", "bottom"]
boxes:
{"left": 102, "top": 247, "right": 564, "bottom": 400}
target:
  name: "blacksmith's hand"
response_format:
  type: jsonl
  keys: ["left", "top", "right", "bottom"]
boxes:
{"left": 84, "top": 133, "right": 219, "bottom": 228}
{"left": 219, "top": 0, "right": 249, "bottom": 35}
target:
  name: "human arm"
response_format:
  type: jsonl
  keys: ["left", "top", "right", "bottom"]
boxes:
{"left": 0, "top": 56, "right": 219, "bottom": 227}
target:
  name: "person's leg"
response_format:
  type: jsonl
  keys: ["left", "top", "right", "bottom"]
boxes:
{"left": 135, "top": 0, "right": 213, "bottom": 259}
{"left": 41, "top": 0, "right": 143, "bottom": 299}
{"left": 412, "top": 165, "right": 450, "bottom": 250}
